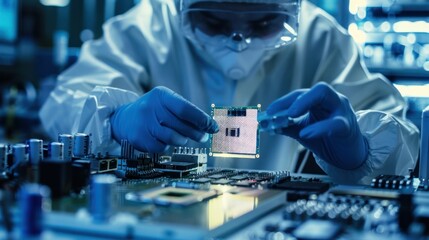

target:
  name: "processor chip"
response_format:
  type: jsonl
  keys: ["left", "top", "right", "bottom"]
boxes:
{"left": 209, "top": 104, "right": 261, "bottom": 158}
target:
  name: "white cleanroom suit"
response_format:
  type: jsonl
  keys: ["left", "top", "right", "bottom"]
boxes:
{"left": 39, "top": 0, "right": 419, "bottom": 184}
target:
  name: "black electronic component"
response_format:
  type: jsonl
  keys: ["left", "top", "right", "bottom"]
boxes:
{"left": 270, "top": 181, "right": 330, "bottom": 193}
{"left": 0, "top": 144, "right": 6, "bottom": 171}
{"left": 71, "top": 160, "right": 91, "bottom": 193}
{"left": 154, "top": 162, "right": 198, "bottom": 178}
{"left": 419, "top": 179, "right": 429, "bottom": 191}
{"left": 225, "top": 127, "right": 240, "bottom": 137}
{"left": 0, "top": 189, "right": 13, "bottom": 235}
{"left": 170, "top": 147, "right": 208, "bottom": 174}
{"left": 6, "top": 153, "right": 13, "bottom": 170}
{"left": 39, "top": 160, "right": 72, "bottom": 198}
{"left": 126, "top": 153, "right": 153, "bottom": 170}
{"left": 155, "top": 162, "right": 197, "bottom": 171}
{"left": 123, "top": 169, "right": 164, "bottom": 179}
{"left": 398, "top": 192, "right": 414, "bottom": 232}
{"left": 171, "top": 153, "right": 199, "bottom": 163}
{"left": 109, "top": 159, "right": 117, "bottom": 169}
{"left": 227, "top": 108, "right": 247, "bottom": 117}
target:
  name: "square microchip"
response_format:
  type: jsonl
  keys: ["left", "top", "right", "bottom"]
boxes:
{"left": 209, "top": 104, "right": 260, "bottom": 159}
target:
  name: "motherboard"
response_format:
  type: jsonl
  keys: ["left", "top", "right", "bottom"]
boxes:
{"left": 0, "top": 132, "right": 428, "bottom": 240}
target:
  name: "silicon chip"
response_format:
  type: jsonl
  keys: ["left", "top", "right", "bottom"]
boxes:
{"left": 209, "top": 104, "right": 260, "bottom": 159}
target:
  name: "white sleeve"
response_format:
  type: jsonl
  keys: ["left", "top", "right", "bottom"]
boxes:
{"left": 298, "top": 4, "right": 419, "bottom": 184}
{"left": 315, "top": 110, "right": 420, "bottom": 185}
{"left": 76, "top": 87, "right": 139, "bottom": 155}
{"left": 39, "top": 83, "right": 139, "bottom": 155}
{"left": 39, "top": 6, "right": 150, "bottom": 154}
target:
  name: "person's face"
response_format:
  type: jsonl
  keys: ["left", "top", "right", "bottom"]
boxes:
{"left": 181, "top": 1, "right": 300, "bottom": 50}
{"left": 180, "top": 1, "right": 300, "bottom": 79}
{"left": 188, "top": 2, "right": 287, "bottom": 41}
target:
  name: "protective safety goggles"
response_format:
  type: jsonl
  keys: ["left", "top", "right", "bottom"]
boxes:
{"left": 180, "top": 0, "right": 300, "bottom": 51}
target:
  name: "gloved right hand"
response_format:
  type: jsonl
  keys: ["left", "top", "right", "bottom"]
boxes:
{"left": 259, "top": 83, "right": 368, "bottom": 170}
{"left": 110, "top": 86, "right": 219, "bottom": 152}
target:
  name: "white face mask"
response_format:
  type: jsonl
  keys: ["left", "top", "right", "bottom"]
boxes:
{"left": 195, "top": 30, "right": 267, "bottom": 80}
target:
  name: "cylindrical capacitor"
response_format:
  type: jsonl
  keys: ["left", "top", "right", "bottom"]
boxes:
{"left": 73, "top": 133, "right": 90, "bottom": 158}
{"left": 13, "top": 144, "right": 28, "bottom": 166}
{"left": 0, "top": 144, "right": 6, "bottom": 170}
{"left": 19, "top": 184, "right": 50, "bottom": 237}
{"left": 48, "top": 142, "right": 64, "bottom": 161}
{"left": 28, "top": 139, "right": 43, "bottom": 165}
{"left": 90, "top": 174, "right": 116, "bottom": 222}
{"left": 58, "top": 134, "right": 73, "bottom": 161}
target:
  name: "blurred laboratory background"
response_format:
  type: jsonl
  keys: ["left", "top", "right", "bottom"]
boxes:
{"left": 1, "top": 0, "right": 429, "bottom": 142}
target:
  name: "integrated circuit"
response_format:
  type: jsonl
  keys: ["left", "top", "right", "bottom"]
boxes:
{"left": 209, "top": 104, "right": 261, "bottom": 159}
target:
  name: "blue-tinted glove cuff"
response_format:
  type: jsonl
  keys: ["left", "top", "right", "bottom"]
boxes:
{"left": 110, "top": 102, "right": 131, "bottom": 143}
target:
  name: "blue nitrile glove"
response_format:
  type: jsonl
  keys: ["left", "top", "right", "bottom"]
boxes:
{"left": 110, "top": 86, "right": 219, "bottom": 152}
{"left": 260, "top": 82, "right": 369, "bottom": 170}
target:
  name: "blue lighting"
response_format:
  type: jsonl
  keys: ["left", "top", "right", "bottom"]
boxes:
{"left": 0, "top": 0, "right": 18, "bottom": 42}
{"left": 39, "top": 0, "right": 70, "bottom": 7}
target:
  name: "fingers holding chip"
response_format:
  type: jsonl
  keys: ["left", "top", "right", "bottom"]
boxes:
{"left": 258, "top": 111, "right": 296, "bottom": 133}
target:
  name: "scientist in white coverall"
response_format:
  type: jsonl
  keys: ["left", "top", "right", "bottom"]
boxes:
{"left": 40, "top": 0, "right": 419, "bottom": 184}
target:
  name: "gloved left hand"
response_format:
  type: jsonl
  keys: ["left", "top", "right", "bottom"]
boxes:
{"left": 110, "top": 86, "right": 219, "bottom": 153}
{"left": 260, "top": 82, "right": 369, "bottom": 170}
